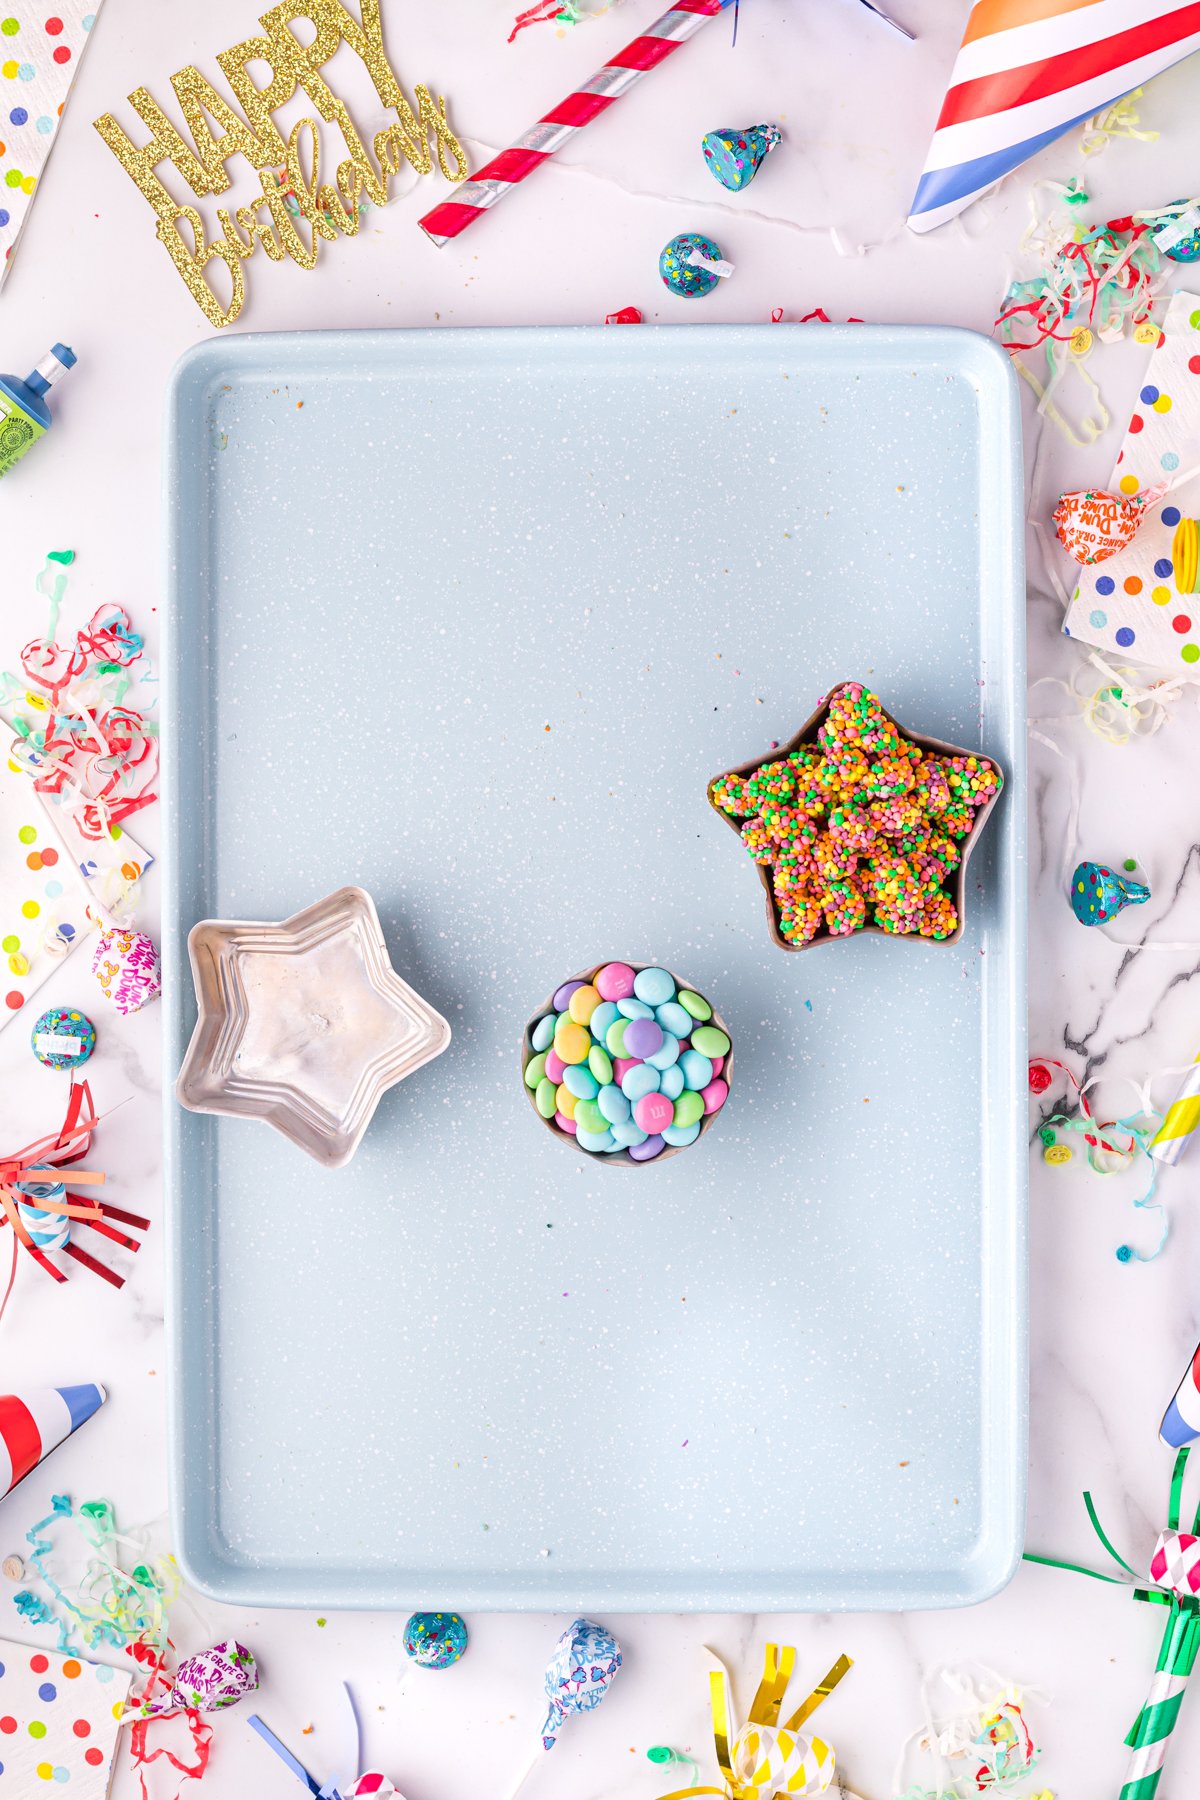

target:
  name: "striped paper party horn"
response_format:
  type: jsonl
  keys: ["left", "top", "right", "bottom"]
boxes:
{"left": 1121, "top": 1579, "right": 1200, "bottom": 1798}
{"left": 1150, "top": 1053, "right": 1200, "bottom": 1166}
{"left": 419, "top": 0, "right": 734, "bottom": 246}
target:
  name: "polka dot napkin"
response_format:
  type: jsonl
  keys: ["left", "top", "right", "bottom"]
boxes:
{"left": 0, "top": 1638, "right": 130, "bottom": 1793}
{"left": 0, "top": 5, "right": 103, "bottom": 292}
{"left": 1064, "top": 289, "right": 1200, "bottom": 675}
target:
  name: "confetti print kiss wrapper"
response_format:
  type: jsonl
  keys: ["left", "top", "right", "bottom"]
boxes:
{"left": 1064, "top": 292, "right": 1200, "bottom": 675}
{"left": 0, "top": 4, "right": 106, "bottom": 291}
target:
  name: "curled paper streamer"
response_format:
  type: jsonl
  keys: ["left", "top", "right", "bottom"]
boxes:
{"left": 137, "top": 1640, "right": 258, "bottom": 1716}
{"left": 1026, "top": 1446, "right": 1200, "bottom": 1800}
{"left": 892, "top": 1669, "right": 1042, "bottom": 1797}
{"left": 1028, "top": 1056, "right": 1164, "bottom": 1264}
{"left": 541, "top": 1617, "right": 622, "bottom": 1749}
{"left": 658, "top": 1644, "right": 852, "bottom": 1798}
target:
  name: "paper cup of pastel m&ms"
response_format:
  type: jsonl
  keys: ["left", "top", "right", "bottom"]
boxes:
{"left": 522, "top": 963, "right": 732, "bottom": 1165}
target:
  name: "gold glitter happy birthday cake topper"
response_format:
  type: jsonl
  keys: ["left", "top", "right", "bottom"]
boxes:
{"left": 94, "top": 0, "right": 468, "bottom": 328}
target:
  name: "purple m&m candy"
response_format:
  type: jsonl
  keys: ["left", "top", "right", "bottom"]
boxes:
{"left": 628, "top": 1134, "right": 666, "bottom": 1161}
{"left": 553, "top": 979, "right": 585, "bottom": 1011}
{"left": 623, "top": 1016, "right": 663, "bottom": 1059}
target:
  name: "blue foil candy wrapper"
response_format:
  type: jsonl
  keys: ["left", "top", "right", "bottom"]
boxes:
{"left": 1070, "top": 860, "right": 1150, "bottom": 925}
{"left": 540, "top": 1617, "right": 622, "bottom": 1748}
{"left": 702, "top": 122, "right": 781, "bottom": 192}
{"left": 403, "top": 1611, "right": 468, "bottom": 1669}
{"left": 659, "top": 232, "right": 726, "bottom": 299}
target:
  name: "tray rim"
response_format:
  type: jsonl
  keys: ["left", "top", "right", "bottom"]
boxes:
{"left": 162, "top": 322, "right": 1028, "bottom": 1612}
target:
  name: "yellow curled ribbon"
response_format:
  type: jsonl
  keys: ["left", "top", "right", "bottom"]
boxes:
{"left": 659, "top": 1644, "right": 853, "bottom": 1799}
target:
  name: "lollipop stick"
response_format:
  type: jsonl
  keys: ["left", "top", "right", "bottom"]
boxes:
{"left": 504, "top": 1743, "right": 542, "bottom": 1800}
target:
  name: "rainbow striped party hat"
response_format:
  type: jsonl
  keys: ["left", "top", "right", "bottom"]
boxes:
{"left": 909, "top": 1, "right": 1200, "bottom": 234}
{"left": 0, "top": 1385, "right": 106, "bottom": 1499}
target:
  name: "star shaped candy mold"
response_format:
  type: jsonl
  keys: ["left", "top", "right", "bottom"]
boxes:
{"left": 708, "top": 682, "right": 1004, "bottom": 951}
{"left": 176, "top": 886, "right": 451, "bottom": 1166}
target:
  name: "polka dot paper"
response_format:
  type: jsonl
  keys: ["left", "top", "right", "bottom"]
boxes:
{"left": 1063, "top": 290, "right": 1200, "bottom": 676}
{"left": 0, "top": 5, "right": 104, "bottom": 292}
{"left": 0, "top": 766, "right": 91, "bottom": 1031}
{"left": 0, "top": 1637, "right": 130, "bottom": 1793}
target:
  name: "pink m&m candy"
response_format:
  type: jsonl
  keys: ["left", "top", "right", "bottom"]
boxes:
{"left": 613, "top": 1057, "right": 638, "bottom": 1084}
{"left": 701, "top": 1078, "right": 728, "bottom": 1114}
{"left": 595, "top": 961, "right": 636, "bottom": 1002}
{"left": 633, "top": 1091, "right": 674, "bottom": 1135}
{"left": 545, "top": 1047, "right": 566, "bottom": 1084}
{"left": 709, "top": 1056, "right": 723, "bottom": 1077}
{"left": 555, "top": 1111, "right": 577, "bottom": 1134}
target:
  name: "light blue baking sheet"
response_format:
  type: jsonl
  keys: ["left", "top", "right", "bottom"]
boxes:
{"left": 163, "top": 324, "right": 1027, "bottom": 1612}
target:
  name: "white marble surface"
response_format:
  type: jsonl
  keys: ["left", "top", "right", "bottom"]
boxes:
{"left": 2, "top": 0, "right": 1200, "bottom": 1794}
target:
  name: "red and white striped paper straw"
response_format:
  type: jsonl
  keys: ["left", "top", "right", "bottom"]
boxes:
{"left": 419, "top": 0, "right": 734, "bottom": 247}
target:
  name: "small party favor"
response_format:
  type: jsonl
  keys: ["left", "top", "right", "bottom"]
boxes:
{"left": 702, "top": 123, "right": 781, "bottom": 192}
{"left": 1150, "top": 1051, "right": 1200, "bottom": 1167}
{"left": 1054, "top": 489, "right": 1151, "bottom": 564}
{"left": 0, "top": 345, "right": 77, "bottom": 478}
{"left": 1070, "top": 862, "right": 1150, "bottom": 926}
{"left": 31, "top": 1006, "right": 96, "bottom": 1071}
{"left": 1174, "top": 518, "right": 1200, "bottom": 594}
{"left": 403, "top": 1611, "right": 467, "bottom": 1668}
{"left": 137, "top": 1640, "right": 258, "bottom": 1715}
{"left": 0, "top": 1081, "right": 149, "bottom": 1311}
{"left": 1028, "top": 1446, "right": 1200, "bottom": 1800}
{"left": 656, "top": 1644, "right": 851, "bottom": 1799}
{"left": 1162, "top": 1341, "right": 1200, "bottom": 1449}
{"left": 91, "top": 924, "right": 161, "bottom": 1014}
{"left": 0, "top": 1384, "right": 105, "bottom": 1498}
{"left": 660, "top": 233, "right": 732, "bottom": 299}
{"left": 541, "top": 1617, "right": 622, "bottom": 1749}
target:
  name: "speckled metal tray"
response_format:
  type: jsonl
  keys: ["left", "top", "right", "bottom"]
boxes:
{"left": 164, "top": 325, "right": 1027, "bottom": 1612}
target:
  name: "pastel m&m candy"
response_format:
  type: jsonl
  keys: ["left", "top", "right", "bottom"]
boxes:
{"left": 524, "top": 965, "right": 732, "bottom": 1163}
{"left": 634, "top": 1091, "right": 674, "bottom": 1135}
{"left": 595, "top": 962, "right": 635, "bottom": 1001}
